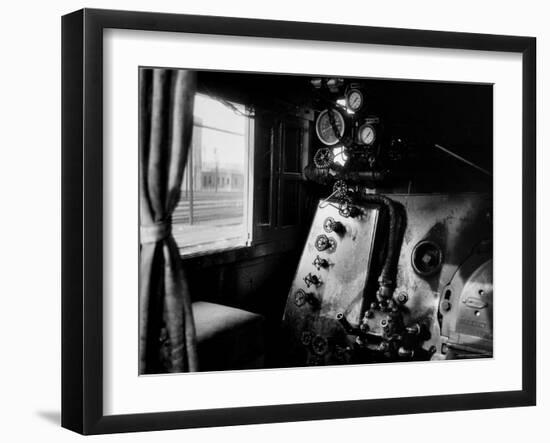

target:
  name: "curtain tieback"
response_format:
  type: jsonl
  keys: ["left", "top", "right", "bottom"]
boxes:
{"left": 140, "top": 220, "right": 172, "bottom": 244}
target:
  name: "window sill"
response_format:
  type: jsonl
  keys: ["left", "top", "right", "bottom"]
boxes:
{"left": 180, "top": 237, "right": 300, "bottom": 268}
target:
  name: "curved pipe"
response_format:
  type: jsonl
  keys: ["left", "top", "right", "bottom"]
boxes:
{"left": 361, "top": 194, "right": 401, "bottom": 300}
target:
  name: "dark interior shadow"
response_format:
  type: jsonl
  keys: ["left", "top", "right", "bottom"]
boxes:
{"left": 36, "top": 410, "right": 61, "bottom": 426}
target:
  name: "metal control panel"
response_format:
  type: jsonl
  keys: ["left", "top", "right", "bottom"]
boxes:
{"left": 281, "top": 202, "right": 382, "bottom": 366}
{"left": 281, "top": 193, "right": 492, "bottom": 366}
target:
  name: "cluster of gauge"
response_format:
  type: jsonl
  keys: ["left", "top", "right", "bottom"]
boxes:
{"left": 313, "top": 86, "right": 379, "bottom": 170}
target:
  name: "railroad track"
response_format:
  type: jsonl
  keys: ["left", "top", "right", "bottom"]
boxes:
{"left": 173, "top": 191, "right": 244, "bottom": 224}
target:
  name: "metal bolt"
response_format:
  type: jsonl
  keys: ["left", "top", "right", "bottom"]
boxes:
{"left": 422, "top": 253, "right": 434, "bottom": 265}
{"left": 398, "top": 346, "right": 414, "bottom": 359}
{"left": 406, "top": 324, "right": 421, "bottom": 336}
{"left": 397, "top": 292, "right": 408, "bottom": 304}
{"left": 441, "top": 300, "right": 451, "bottom": 312}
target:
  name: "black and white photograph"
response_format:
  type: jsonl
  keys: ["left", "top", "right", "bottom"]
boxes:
{"left": 1, "top": 0, "right": 546, "bottom": 440}
{"left": 138, "top": 68, "right": 493, "bottom": 374}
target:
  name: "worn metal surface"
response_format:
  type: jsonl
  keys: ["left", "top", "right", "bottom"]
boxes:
{"left": 281, "top": 192, "right": 492, "bottom": 366}
{"left": 390, "top": 193, "right": 493, "bottom": 359}
{"left": 440, "top": 256, "right": 493, "bottom": 358}
{"left": 281, "top": 202, "right": 382, "bottom": 366}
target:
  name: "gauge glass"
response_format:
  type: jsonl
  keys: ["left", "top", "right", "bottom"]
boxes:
{"left": 315, "top": 109, "right": 345, "bottom": 146}
{"left": 358, "top": 124, "right": 376, "bottom": 145}
{"left": 346, "top": 89, "right": 363, "bottom": 112}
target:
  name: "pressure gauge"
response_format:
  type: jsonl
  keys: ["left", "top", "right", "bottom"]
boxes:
{"left": 315, "top": 109, "right": 345, "bottom": 146}
{"left": 357, "top": 123, "right": 376, "bottom": 146}
{"left": 346, "top": 89, "right": 364, "bottom": 112}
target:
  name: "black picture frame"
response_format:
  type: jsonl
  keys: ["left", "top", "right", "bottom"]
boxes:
{"left": 61, "top": 8, "right": 536, "bottom": 435}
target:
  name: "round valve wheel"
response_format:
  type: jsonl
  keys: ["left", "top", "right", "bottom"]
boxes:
{"left": 294, "top": 289, "right": 307, "bottom": 307}
{"left": 311, "top": 335, "right": 329, "bottom": 356}
{"left": 301, "top": 331, "right": 314, "bottom": 346}
{"left": 315, "top": 234, "right": 330, "bottom": 251}
{"left": 324, "top": 216, "right": 345, "bottom": 234}
{"left": 313, "top": 147, "right": 334, "bottom": 169}
{"left": 323, "top": 216, "right": 336, "bottom": 233}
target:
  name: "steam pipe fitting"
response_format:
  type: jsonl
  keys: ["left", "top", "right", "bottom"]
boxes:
{"left": 336, "top": 312, "right": 361, "bottom": 336}
{"left": 361, "top": 194, "right": 400, "bottom": 298}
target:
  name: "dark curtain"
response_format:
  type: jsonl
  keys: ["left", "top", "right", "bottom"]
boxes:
{"left": 139, "top": 68, "right": 198, "bottom": 374}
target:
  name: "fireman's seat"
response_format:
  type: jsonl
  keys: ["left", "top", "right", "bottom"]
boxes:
{"left": 192, "top": 301, "right": 265, "bottom": 371}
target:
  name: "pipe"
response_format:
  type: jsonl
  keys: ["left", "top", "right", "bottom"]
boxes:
{"left": 336, "top": 312, "right": 361, "bottom": 335}
{"left": 360, "top": 194, "right": 400, "bottom": 300}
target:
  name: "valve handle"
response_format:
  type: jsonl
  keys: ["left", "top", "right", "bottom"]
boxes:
{"left": 313, "top": 255, "right": 329, "bottom": 270}
{"left": 304, "top": 272, "right": 322, "bottom": 288}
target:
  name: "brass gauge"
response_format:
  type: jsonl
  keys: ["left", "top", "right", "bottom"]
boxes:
{"left": 346, "top": 88, "right": 364, "bottom": 112}
{"left": 315, "top": 109, "right": 345, "bottom": 146}
{"left": 357, "top": 123, "right": 376, "bottom": 146}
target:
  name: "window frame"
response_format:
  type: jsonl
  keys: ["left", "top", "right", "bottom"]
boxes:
{"left": 251, "top": 109, "right": 312, "bottom": 247}
{"left": 176, "top": 95, "right": 254, "bottom": 259}
{"left": 178, "top": 90, "right": 313, "bottom": 264}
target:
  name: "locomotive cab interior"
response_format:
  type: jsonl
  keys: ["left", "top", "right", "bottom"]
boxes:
{"left": 176, "top": 71, "right": 492, "bottom": 372}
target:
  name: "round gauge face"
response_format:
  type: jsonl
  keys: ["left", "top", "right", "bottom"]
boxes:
{"left": 315, "top": 109, "right": 345, "bottom": 146}
{"left": 358, "top": 123, "right": 376, "bottom": 145}
{"left": 346, "top": 89, "right": 363, "bottom": 112}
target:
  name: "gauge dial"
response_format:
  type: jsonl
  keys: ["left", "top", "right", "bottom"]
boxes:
{"left": 346, "top": 89, "right": 364, "bottom": 112}
{"left": 358, "top": 123, "right": 376, "bottom": 145}
{"left": 315, "top": 109, "right": 345, "bottom": 146}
